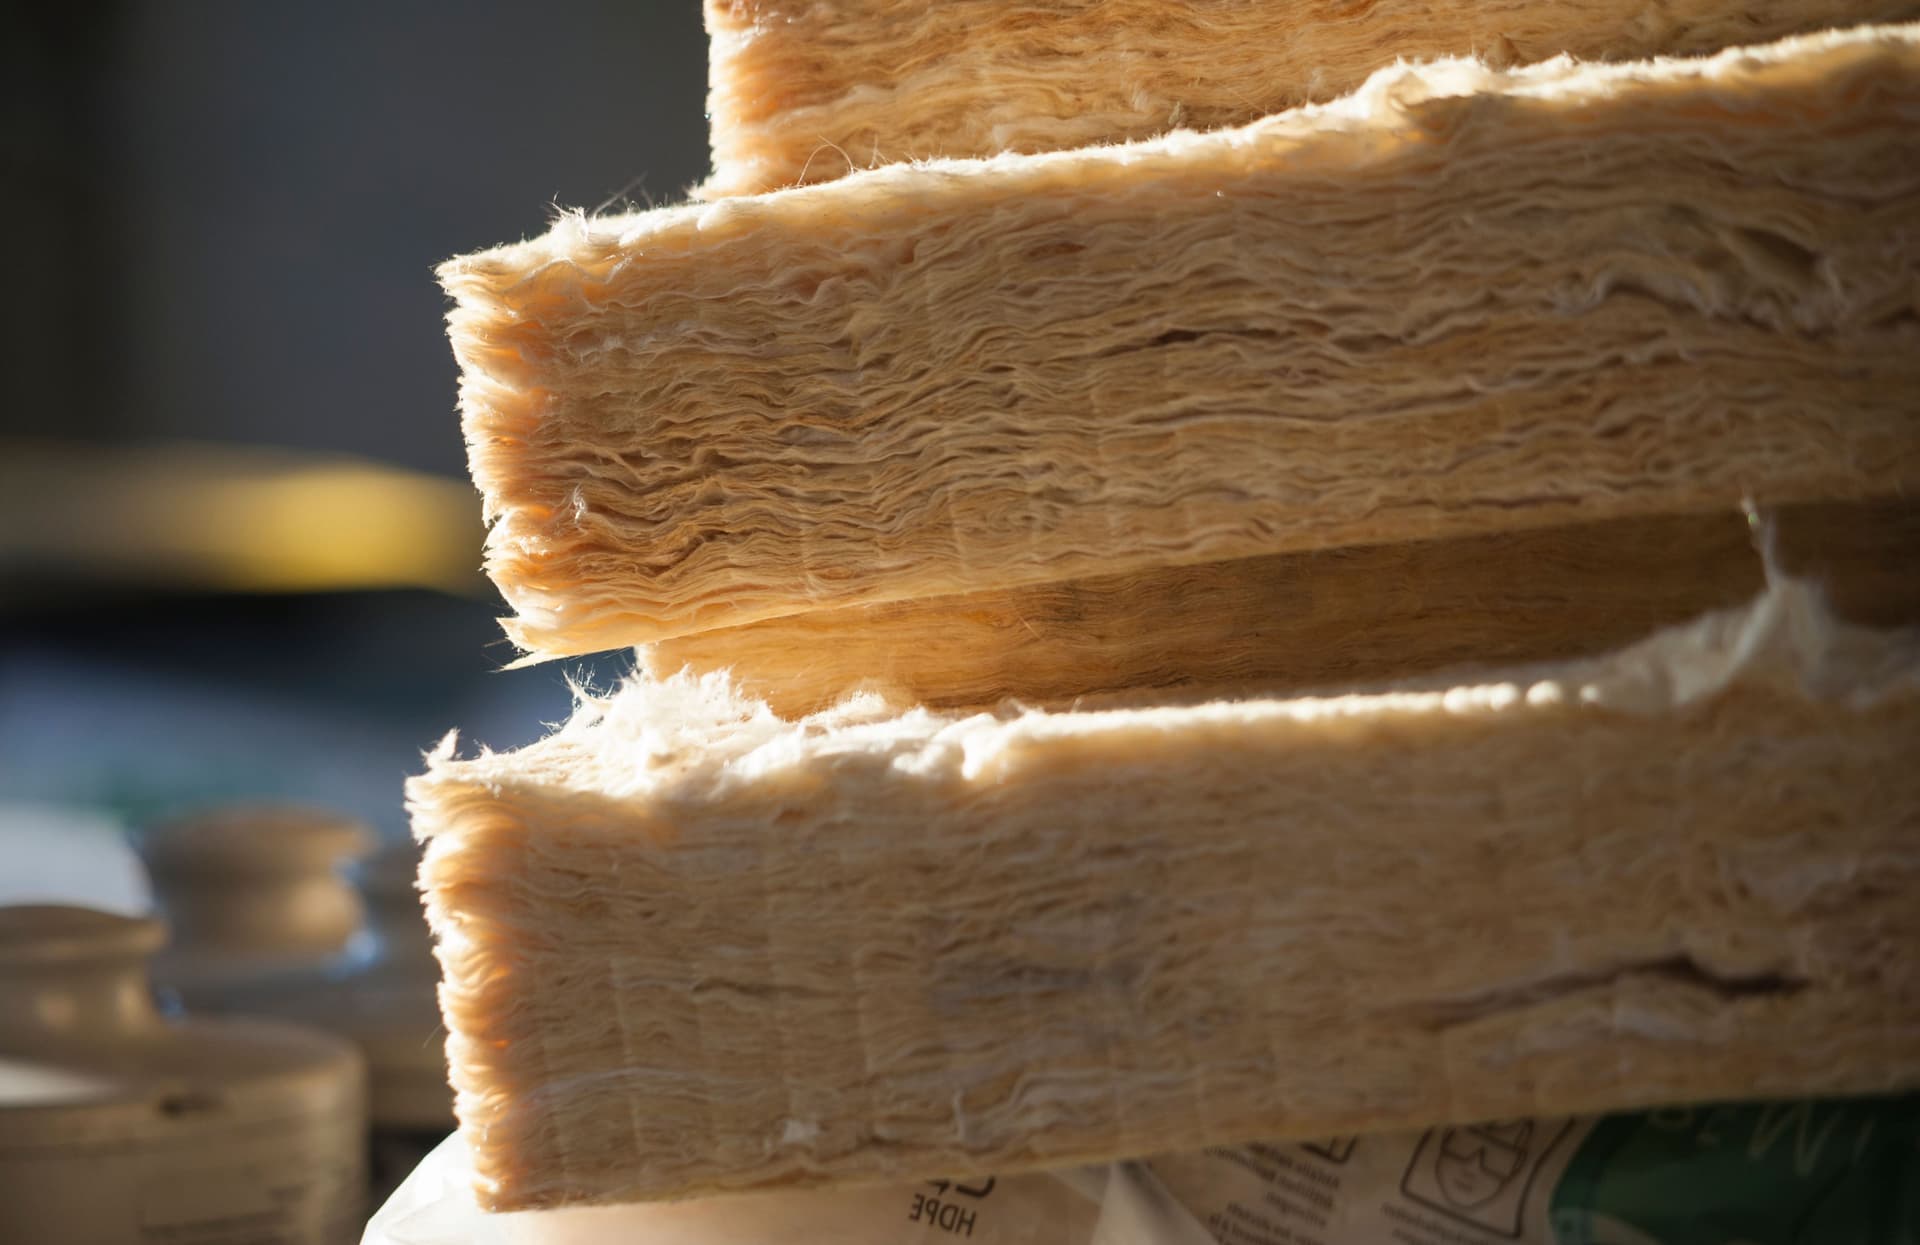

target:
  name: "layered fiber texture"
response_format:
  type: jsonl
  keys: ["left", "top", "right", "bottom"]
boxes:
{"left": 646, "top": 499, "right": 1920, "bottom": 717}
{"left": 411, "top": 583, "right": 1920, "bottom": 1210}
{"left": 704, "top": 0, "right": 1920, "bottom": 196}
{"left": 445, "top": 26, "right": 1920, "bottom": 659}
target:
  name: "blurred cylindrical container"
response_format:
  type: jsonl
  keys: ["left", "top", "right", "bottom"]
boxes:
{"left": 0, "top": 905, "right": 367, "bottom": 1244}
{"left": 143, "top": 803, "right": 375, "bottom": 1007}
{"left": 330, "top": 842, "right": 457, "bottom": 1197}
{"left": 143, "top": 806, "right": 454, "bottom": 1197}
{"left": 333, "top": 841, "right": 452, "bottom": 1132}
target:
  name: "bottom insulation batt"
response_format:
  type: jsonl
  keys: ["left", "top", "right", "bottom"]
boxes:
{"left": 409, "top": 581, "right": 1920, "bottom": 1210}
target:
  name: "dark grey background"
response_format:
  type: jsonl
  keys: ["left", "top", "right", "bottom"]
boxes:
{"left": 5, "top": 1, "right": 709, "bottom": 470}
{"left": 1, "top": 3, "right": 713, "bottom": 836}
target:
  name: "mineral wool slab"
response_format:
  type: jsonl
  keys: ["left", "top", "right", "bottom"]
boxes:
{"left": 412, "top": 584, "right": 1920, "bottom": 1210}
{"left": 444, "top": 26, "right": 1920, "bottom": 659}
{"left": 703, "top": 0, "right": 1920, "bottom": 195}
{"left": 642, "top": 500, "right": 1920, "bottom": 717}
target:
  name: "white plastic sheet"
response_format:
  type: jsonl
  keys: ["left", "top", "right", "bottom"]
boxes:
{"left": 367, "top": 1095, "right": 1918, "bottom": 1245}
{"left": 364, "top": 1131, "right": 1213, "bottom": 1245}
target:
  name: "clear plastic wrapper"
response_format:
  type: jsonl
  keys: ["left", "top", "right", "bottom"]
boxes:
{"left": 364, "top": 1130, "right": 1209, "bottom": 1245}
{"left": 368, "top": 1095, "right": 1916, "bottom": 1245}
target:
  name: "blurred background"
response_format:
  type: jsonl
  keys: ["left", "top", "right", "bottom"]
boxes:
{"left": 1, "top": 2, "right": 709, "bottom": 842}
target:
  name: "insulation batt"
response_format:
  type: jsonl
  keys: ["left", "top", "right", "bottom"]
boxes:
{"left": 409, "top": 582, "right": 1920, "bottom": 1211}
{"left": 703, "top": 0, "right": 1920, "bottom": 196}
{"left": 443, "top": 25, "right": 1920, "bottom": 660}
{"left": 645, "top": 500, "right": 1920, "bottom": 717}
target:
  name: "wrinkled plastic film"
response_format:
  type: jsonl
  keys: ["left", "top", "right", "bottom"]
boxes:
{"left": 368, "top": 1095, "right": 1919, "bottom": 1245}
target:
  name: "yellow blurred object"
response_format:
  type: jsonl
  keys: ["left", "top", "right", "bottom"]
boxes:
{"left": 0, "top": 440, "right": 485, "bottom": 596}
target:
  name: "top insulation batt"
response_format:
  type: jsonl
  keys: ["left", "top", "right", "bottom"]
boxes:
{"left": 442, "top": 25, "right": 1920, "bottom": 660}
{"left": 701, "top": 0, "right": 1920, "bottom": 196}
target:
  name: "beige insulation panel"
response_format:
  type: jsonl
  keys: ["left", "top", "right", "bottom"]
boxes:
{"left": 703, "top": 0, "right": 1920, "bottom": 196}
{"left": 412, "top": 584, "right": 1920, "bottom": 1210}
{"left": 443, "top": 26, "right": 1920, "bottom": 660}
{"left": 645, "top": 499, "right": 1920, "bottom": 717}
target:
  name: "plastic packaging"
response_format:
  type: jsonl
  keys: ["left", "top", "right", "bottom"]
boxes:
{"left": 367, "top": 1095, "right": 1918, "bottom": 1245}
{"left": 364, "top": 1130, "right": 1211, "bottom": 1245}
{"left": 1151, "top": 1097, "right": 1919, "bottom": 1245}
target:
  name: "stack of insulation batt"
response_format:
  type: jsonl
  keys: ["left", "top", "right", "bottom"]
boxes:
{"left": 412, "top": 3, "right": 1920, "bottom": 1215}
